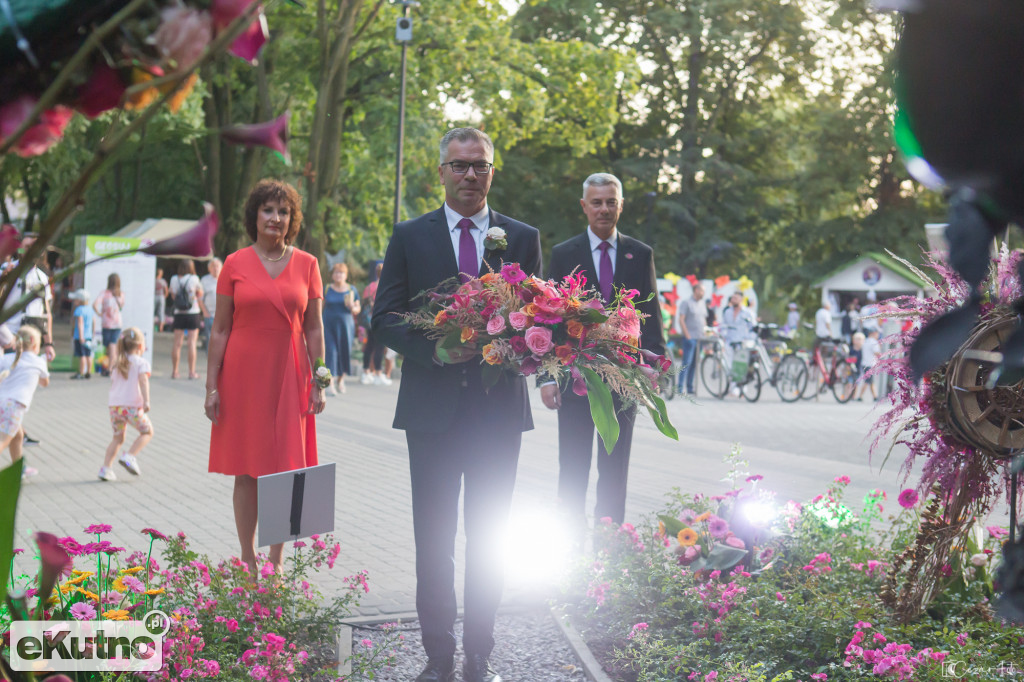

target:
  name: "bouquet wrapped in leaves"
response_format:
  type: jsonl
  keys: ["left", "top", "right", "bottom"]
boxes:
{"left": 402, "top": 263, "right": 678, "bottom": 450}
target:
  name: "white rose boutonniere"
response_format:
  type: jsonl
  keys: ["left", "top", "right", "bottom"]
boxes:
{"left": 313, "top": 359, "right": 333, "bottom": 389}
{"left": 484, "top": 227, "right": 507, "bottom": 253}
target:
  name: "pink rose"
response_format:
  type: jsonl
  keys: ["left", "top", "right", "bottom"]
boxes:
{"left": 486, "top": 315, "right": 506, "bottom": 335}
{"left": 524, "top": 326, "right": 554, "bottom": 355}
{"left": 534, "top": 294, "right": 566, "bottom": 316}
{"left": 154, "top": 6, "right": 214, "bottom": 69}
{"left": 508, "top": 311, "right": 529, "bottom": 331}
{"left": 724, "top": 535, "right": 746, "bottom": 549}
{"left": 510, "top": 336, "right": 528, "bottom": 354}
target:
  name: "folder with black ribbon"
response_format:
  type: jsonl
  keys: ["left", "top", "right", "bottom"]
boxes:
{"left": 256, "top": 462, "right": 336, "bottom": 546}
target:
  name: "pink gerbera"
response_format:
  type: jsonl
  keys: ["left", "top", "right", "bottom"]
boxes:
{"left": 84, "top": 524, "right": 112, "bottom": 535}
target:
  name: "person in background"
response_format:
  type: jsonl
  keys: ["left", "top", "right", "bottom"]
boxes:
{"left": 783, "top": 302, "right": 800, "bottom": 336}
{"left": 155, "top": 268, "right": 169, "bottom": 332}
{"left": 675, "top": 283, "right": 706, "bottom": 395}
{"left": 71, "top": 289, "right": 94, "bottom": 380}
{"left": 858, "top": 329, "right": 881, "bottom": 402}
{"left": 94, "top": 272, "right": 125, "bottom": 376}
{"left": 814, "top": 301, "right": 833, "bottom": 347}
{"left": 841, "top": 300, "right": 860, "bottom": 345}
{"left": 0, "top": 326, "right": 49, "bottom": 480}
{"left": 5, "top": 234, "right": 56, "bottom": 363}
{"left": 200, "top": 258, "right": 222, "bottom": 350}
{"left": 322, "top": 262, "right": 360, "bottom": 395}
{"left": 859, "top": 290, "right": 880, "bottom": 335}
{"left": 360, "top": 262, "right": 390, "bottom": 386}
{"left": 99, "top": 328, "right": 153, "bottom": 481}
{"left": 169, "top": 259, "right": 207, "bottom": 379}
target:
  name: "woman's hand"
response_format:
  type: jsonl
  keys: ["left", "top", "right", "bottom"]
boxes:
{"left": 308, "top": 385, "right": 326, "bottom": 415}
{"left": 205, "top": 390, "right": 220, "bottom": 424}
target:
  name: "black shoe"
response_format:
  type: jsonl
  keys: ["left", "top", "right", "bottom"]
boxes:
{"left": 415, "top": 658, "right": 455, "bottom": 682}
{"left": 463, "top": 654, "right": 501, "bottom": 682}
{"left": 23, "top": 433, "right": 39, "bottom": 447}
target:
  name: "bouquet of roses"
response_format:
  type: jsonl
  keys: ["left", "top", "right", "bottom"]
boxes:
{"left": 402, "top": 263, "right": 678, "bottom": 450}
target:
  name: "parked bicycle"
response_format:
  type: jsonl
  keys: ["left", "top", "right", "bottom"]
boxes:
{"left": 802, "top": 337, "right": 857, "bottom": 403}
{"left": 699, "top": 330, "right": 762, "bottom": 401}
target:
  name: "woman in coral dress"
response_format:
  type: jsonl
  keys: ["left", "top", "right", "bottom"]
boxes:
{"left": 205, "top": 179, "right": 326, "bottom": 576}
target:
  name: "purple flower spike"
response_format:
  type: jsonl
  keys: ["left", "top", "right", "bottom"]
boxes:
{"left": 142, "top": 203, "right": 218, "bottom": 258}
{"left": 220, "top": 111, "right": 290, "bottom": 163}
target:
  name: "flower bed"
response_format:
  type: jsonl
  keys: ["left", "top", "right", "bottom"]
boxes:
{"left": 1, "top": 524, "right": 401, "bottom": 681}
{"left": 560, "top": 459, "right": 1023, "bottom": 681}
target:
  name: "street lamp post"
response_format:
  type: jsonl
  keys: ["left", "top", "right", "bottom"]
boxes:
{"left": 393, "top": 1, "right": 419, "bottom": 226}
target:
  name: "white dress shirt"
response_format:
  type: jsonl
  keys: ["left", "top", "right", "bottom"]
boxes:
{"left": 444, "top": 202, "right": 489, "bottom": 272}
{"left": 587, "top": 226, "right": 617, "bottom": 284}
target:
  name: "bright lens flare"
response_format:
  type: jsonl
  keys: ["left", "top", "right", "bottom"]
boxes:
{"left": 741, "top": 501, "right": 776, "bottom": 528}
{"left": 502, "top": 508, "right": 574, "bottom": 589}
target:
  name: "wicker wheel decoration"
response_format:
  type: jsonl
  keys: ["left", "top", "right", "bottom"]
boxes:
{"left": 947, "top": 315, "right": 1024, "bottom": 458}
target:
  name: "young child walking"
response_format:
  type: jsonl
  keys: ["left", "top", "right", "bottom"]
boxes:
{"left": 100, "top": 328, "right": 154, "bottom": 481}
{"left": 0, "top": 326, "right": 50, "bottom": 480}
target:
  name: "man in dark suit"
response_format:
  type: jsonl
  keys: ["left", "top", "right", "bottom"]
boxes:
{"left": 372, "top": 128, "right": 542, "bottom": 682}
{"left": 540, "top": 172, "right": 665, "bottom": 529}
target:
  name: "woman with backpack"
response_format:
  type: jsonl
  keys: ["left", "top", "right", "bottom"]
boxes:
{"left": 169, "top": 259, "right": 207, "bottom": 379}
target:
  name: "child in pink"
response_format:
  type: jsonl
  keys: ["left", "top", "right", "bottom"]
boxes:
{"left": 99, "top": 327, "right": 153, "bottom": 481}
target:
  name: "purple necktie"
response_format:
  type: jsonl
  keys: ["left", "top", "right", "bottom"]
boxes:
{"left": 598, "top": 241, "right": 614, "bottom": 302}
{"left": 457, "top": 218, "right": 478, "bottom": 282}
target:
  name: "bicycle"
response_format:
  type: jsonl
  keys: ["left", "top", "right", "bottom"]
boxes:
{"left": 750, "top": 323, "right": 809, "bottom": 402}
{"left": 801, "top": 337, "right": 857, "bottom": 403}
{"left": 699, "top": 330, "right": 762, "bottom": 401}
{"left": 657, "top": 336, "right": 680, "bottom": 401}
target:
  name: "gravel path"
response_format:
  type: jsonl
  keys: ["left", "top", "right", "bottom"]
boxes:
{"left": 351, "top": 609, "right": 589, "bottom": 681}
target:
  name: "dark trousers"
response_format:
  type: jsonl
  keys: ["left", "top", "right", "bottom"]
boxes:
{"left": 406, "top": 397, "right": 522, "bottom": 660}
{"left": 557, "top": 389, "right": 636, "bottom": 527}
{"left": 362, "top": 332, "right": 385, "bottom": 371}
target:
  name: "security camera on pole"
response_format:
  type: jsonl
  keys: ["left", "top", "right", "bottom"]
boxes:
{"left": 393, "top": 0, "right": 420, "bottom": 226}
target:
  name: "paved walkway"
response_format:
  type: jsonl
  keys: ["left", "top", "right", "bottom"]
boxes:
{"left": 12, "top": 322, "right": 925, "bottom": 616}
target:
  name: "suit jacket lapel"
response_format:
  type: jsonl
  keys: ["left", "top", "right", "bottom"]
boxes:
{"left": 573, "top": 232, "right": 599, "bottom": 290}
{"left": 425, "top": 207, "right": 459, "bottom": 279}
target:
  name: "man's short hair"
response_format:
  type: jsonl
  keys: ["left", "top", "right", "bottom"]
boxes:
{"left": 439, "top": 128, "right": 494, "bottom": 165}
{"left": 582, "top": 173, "right": 623, "bottom": 199}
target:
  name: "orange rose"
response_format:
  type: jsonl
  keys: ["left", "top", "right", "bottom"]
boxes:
{"left": 554, "top": 344, "right": 574, "bottom": 363}
{"left": 461, "top": 327, "right": 478, "bottom": 343}
{"left": 480, "top": 273, "right": 502, "bottom": 284}
{"left": 566, "top": 320, "right": 585, "bottom": 339}
{"left": 482, "top": 343, "right": 503, "bottom": 365}
{"left": 522, "top": 303, "right": 539, "bottom": 317}
{"left": 566, "top": 298, "right": 582, "bottom": 311}
{"left": 434, "top": 310, "right": 449, "bottom": 326}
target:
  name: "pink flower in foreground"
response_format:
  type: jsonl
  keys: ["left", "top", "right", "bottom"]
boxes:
{"left": 898, "top": 488, "right": 919, "bottom": 509}
{"left": 509, "top": 335, "right": 528, "bottom": 354}
{"left": 776, "top": 592, "right": 785, "bottom": 601}
{"left": 854, "top": 621, "right": 873, "bottom": 630}
{"left": 142, "top": 202, "right": 218, "bottom": 258}
{"left": 723, "top": 535, "right": 745, "bottom": 550}
{"left": 210, "top": 0, "right": 267, "bottom": 63}
{"left": 226, "top": 619, "right": 239, "bottom": 632}
{"left": 0, "top": 96, "right": 73, "bottom": 157}
{"left": 508, "top": 311, "right": 529, "bottom": 331}
{"left": 76, "top": 63, "right": 126, "bottom": 119}
{"left": 327, "top": 543, "right": 341, "bottom": 569}
{"left": 501, "top": 263, "right": 527, "bottom": 284}
{"left": 987, "top": 525, "right": 1009, "bottom": 539}
{"left": 84, "top": 524, "right": 113, "bottom": 535}
{"left": 122, "top": 575, "right": 145, "bottom": 593}
{"left": 834, "top": 475, "right": 851, "bottom": 485}
{"left": 141, "top": 528, "right": 169, "bottom": 541}
{"left": 220, "top": 111, "right": 290, "bottom": 162}
{"left": 0, "top": 223, "right": 21, "bottom": 261}
{"left": 524, "top": 325, "right": 554, "bottom": 355}
{"left": 486, "top": 315, "right": 506, "bottom": 336}
{"left": 155, "top": 6, "right": 214, "bottom": 69}
{"left": 70, "top": 602, "right": 97, "bottom": 620}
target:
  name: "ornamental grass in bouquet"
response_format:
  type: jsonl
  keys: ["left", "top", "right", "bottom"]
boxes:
{"left": 559, "top": 453, "right": 1024, "bottom": 682}
{"left": 402, "top": 264, "right": 678, "bottom": 450}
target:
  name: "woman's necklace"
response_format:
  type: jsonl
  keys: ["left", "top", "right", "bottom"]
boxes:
{"left": 257, "top": 244, "right": 289, "bottom": 262}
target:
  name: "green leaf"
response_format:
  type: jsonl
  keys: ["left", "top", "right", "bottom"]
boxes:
{"left": 439, "top": 330, "right": 463, "bottom": 350}
{"left": 0, "top": 459, "right": 22, "bottom": 608}
{"left": 481, "top": 363, "right": 502, "bottom": 389}
{"left": 658, "top": 514, "right": 686, "bottom": 538}
{"left": 581, "top": 366, "right": 619, "bottom": 452}
{"left": 646, "top": 393, "right": 679, "bottom": 441}
{"left": 578, "top": 308, "right": 609, "bottom": 324}
{"left": 705, "top": 543, "right": 748, "bottom": 572}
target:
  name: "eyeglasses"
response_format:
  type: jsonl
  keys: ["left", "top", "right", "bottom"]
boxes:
{"left": 441, "top": 161, "right": 494, "bottom": 175}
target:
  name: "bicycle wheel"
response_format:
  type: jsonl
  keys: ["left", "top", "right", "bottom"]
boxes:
{"left": 700, "top": 355, "right": 729, "bottom": 399}
{"left": 774, "top": 355, "right": 808, "bottom": 403}
{"left": 831, "top": 362, "right": 857, "bottom": 403}
{"left": 802, "top": 361, "right": 823, "bottom": 400}
{"left": 740, "top": 367, "right": 762, "bottom": 402}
